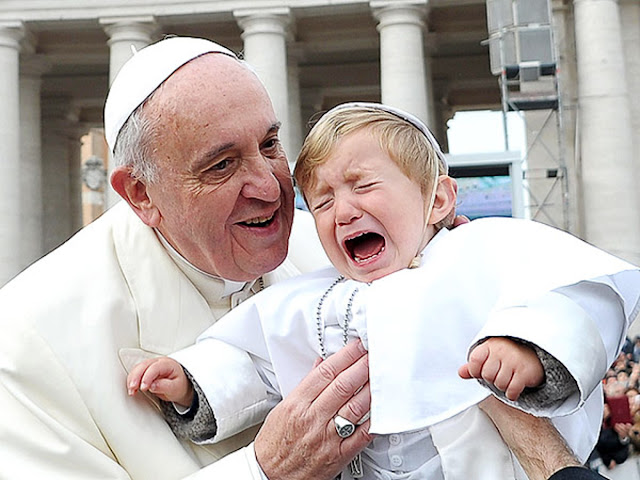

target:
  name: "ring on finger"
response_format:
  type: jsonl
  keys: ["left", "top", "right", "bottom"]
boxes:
{"left": 334, "top": 414, "right": 356, "bottom": 438}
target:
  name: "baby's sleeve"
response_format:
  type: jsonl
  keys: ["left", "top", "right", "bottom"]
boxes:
{"left": 159, "top": 367, "right": 219, "bottom": 444}
{"left": 170, "top": 338, "right": 279, "bottom": 444}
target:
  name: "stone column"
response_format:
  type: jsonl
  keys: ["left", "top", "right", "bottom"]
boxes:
{"left": 20, "top": 48, "right": 50, "bottom": 270}
{"left": 65, "top": 111, "right": 85, "bottom": 235}
{"left": 235, "top": 8, "right": 292, "bottom": 158}
{"left": 371, "top": 0, "right": 431, "bottom": 125}
{"left": 100, "top": 16, "right": 158, "bottom": 86}
{"left": 424, "top": 53, "right": 437, "bottom": 132}
{"left": 41, "top": 98, "right": 76, "bottom": 254}
{"left": 0, "top": 22, "right": 25, "bottom": 285}
{"left": 287, "top": 47, "right": 304, "bottom": 170}
{"left": 620, "top": 0, "right": 640, "bottom": 172}
{"left": 100, "top": 16, "right": 158, "bottom": 207}
{"left": 574, "top": 0, "right": 640, "bottom": 263}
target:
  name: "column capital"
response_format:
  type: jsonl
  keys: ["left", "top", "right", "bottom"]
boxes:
{"left": 20, "top": 28, "right": 37, "bottom": 54}
{"left": 100, "top": 16, "right": 159, "bottom": 45}
{"left": 0, "top": 21, "right": 25, "bottom": 50}
{"left": 371, "top": 0, "right": 428, "bottom": 27}
{"left": 234, "top": 7, "right": 292, "bottom": 37}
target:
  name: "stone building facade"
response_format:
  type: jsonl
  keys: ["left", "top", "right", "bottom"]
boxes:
{"left": 0, "top": 0, "right": 638, "bottom": 286}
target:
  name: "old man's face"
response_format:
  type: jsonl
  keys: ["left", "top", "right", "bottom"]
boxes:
{"left": 143, "top": 54, "right": 295, "bottom": 281}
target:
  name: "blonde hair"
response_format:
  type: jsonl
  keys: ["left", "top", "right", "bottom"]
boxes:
{"left": 294, "top": 104, "right": 453, "bottom": 228}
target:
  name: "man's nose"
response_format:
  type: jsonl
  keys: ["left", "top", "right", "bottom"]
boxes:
{"left": 242, "top": 156, "right": 281, "bottom": 202}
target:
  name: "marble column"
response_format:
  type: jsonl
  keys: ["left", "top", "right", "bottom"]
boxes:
{"left": 620, "top": 0, "right": 640, "bottom": 173}
{"left": 424, "top": 53, "right": 437, "bottom": 133}
{"left": 235, "top": 8, "right": 293, "bottom": 158}
{"left": 574, "top": 0, "right": 640, "bottom": 263}
{"left": 0, "top": 22, "right": 25, "bottom": 285}
{"left": 100, "top": 16, "right": 158, "bottom": 207}
{"left": 551, "top": 0, "right": 582, "bottom": 236}
{"left": 371, "top": 0, "right": 431, "bottom": 126}
{"left": 287, "top": 48, "right": 304, "bottom": 170}
{"left": 100, "top": 16, "right": 158, "bottom": 85}
{"left": 41, "top": 98, "right": 78, "bottom": 254}
{"left": 19, "top": 50, "right": 50, "bottom": 270}
{"left": 620, "top": 0, "right": 640, "bottom": 342}
{"left": 65, "top": 110, "right": 84, "bottom": 236}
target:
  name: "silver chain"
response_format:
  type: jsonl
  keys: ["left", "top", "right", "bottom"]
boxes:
{"left": 316, "top": 275, "right": 360, "bottom": 359}
{"left": 317, "top": 275, "right": 365, "bottom": 479}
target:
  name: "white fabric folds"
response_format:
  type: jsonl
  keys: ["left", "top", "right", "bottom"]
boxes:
{"left": 186, "top": 217, "right": 640, "bottom": 458}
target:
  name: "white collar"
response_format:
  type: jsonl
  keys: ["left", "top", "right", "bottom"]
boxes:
{"left": 154, "top": 229, "right": 249, "bottom": 301}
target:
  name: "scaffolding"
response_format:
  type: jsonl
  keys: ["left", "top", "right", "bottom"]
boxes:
{"left": 485, "top": 0, "right": 569, "bottom": 230}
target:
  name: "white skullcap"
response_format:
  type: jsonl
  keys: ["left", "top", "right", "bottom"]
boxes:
{"left": 329, "top": 102, "right": 448, "bottom": 173}
{"left": 104, "top": 36, "right": 237, "bottom": 153}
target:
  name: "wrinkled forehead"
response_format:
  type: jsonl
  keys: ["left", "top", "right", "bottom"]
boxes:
{"left": 147, "top": 54, "right": 263, "bottom": 112}
{"left": 140, "top": 55, "right": 278, "bottom": 166}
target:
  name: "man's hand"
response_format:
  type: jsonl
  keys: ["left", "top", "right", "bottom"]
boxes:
{"left": 479, "top": 396, "right": 581, "bottom": 480}
{"left": 458, "top": 337, "right": 544, "bottom": 401}
{"left": 254, "top": 340, "right": 372, "bottom": 480}
{"left": 127, "top": 357, "right": 194, "bottom": 408}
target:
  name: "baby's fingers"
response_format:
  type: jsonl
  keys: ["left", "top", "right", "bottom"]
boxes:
{"left": 458, "top": 363, "right": 473, "bottom": 379}
{"left": 466, "top": 344, "right": 491, "bottom": 379}
{"left": 139, "top": 362, "right": 170, "bottom": 392}
{"left": 127, "top": 359, "right": 157, "bottom": 396}
{"left": 492, "top": 366, "right": 514, "bottom": 393}
{"left": 504, "top": 376, "right": 526, "bottom": 401}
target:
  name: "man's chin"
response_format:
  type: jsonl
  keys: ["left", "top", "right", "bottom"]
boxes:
{"left": 240, "top": 247, "right": 289, "bottom": 279}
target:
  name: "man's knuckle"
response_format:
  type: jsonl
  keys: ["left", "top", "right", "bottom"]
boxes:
{"left": 332, "top": 376, "right": 355, "bottom": 398}
{"left": 345, "top": 400, "right": 367, "bottom": 419}
{"left": 316, "top": 361, "right": 339, "bottom": 383}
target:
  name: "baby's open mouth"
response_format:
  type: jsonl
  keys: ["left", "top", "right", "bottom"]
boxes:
{"left": 345, "top": 232, "right": 386, "bottom": 263}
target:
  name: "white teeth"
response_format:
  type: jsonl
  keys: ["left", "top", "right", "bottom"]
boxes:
{"left": 244, "top": 214, "right": 274, "bottom": 225}
{"left": 354, "top": 245, "right": 385, "bottom": 263}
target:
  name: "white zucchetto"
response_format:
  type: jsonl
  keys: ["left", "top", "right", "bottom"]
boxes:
{"left": 103, "top": 36, "right": 237, "bottom": 153}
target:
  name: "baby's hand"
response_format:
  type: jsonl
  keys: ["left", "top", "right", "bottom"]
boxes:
{"left": 127, "top": 357, "right": 194, "bottom": 407}
{"left": 458, "top": 337, "right": 544, "bottom": 401}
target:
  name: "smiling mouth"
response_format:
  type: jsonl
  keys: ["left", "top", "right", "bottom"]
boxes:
{"left": 240, "top": 213, "right": 276, "bottom": 228}
{"left": 345, "top": 232, "right": 386, "bottom": 263}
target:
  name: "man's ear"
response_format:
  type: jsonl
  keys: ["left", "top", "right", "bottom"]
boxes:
{"left": 110, "top": 166, "right": 161, "bottom": 228}
{"left": 429, "top": 175, "right": 458, "bottom": 225}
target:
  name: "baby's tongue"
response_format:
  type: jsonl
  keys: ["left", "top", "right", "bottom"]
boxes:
{"left": 353, "top": 233, "right": 384, "bottom": 261}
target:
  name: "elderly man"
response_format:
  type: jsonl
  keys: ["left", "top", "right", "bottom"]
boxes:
{"left": 0, "top": 36, "right": 636, "bottom": 479}
{"left": 0, "top": 37, "right": 368, "bottom": 480}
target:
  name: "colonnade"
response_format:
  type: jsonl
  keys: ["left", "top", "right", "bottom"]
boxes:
{"left": 0, "top": 1, "right": 433, "bottom": 285}
{"left": 0, "top": 0, "right": 638, "bottom": 285}
{"left": 573, "top": 0, "right": 640, "bottom": 264}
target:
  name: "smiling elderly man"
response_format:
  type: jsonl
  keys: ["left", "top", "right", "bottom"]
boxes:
{"left": 0, "top": 36, "right": 636, "bottom": 480}
{"left": 0, "top": 37, "right": 370, "bottom": 480}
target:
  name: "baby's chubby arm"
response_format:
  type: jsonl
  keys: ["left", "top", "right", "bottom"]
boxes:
{"left": 127, "top": 357, "right": 194, "bottom": 408}
{"left": 458, "top": 337, "right": 544, "bottom": 401}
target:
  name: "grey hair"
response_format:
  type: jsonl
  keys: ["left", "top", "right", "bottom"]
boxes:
{"left": 112, "top": 102, "right": 160, "bottom": 183}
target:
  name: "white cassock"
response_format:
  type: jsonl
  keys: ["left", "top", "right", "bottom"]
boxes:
{"left": 174, "top": 218, "right": 640, "bottom": 479}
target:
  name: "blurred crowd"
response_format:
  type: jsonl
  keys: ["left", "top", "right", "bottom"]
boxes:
{"left": 589, "top": 336, "right": 640, "bottom": 472}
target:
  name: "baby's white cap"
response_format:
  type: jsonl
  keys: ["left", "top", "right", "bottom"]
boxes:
{"left": 330, "top": 102, "right": 448, "bottom": 173}
{"left": 103, "top": 36, "right": 237, "bottom": 153}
